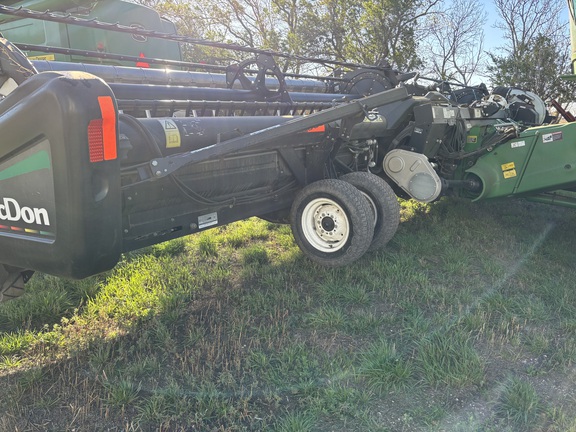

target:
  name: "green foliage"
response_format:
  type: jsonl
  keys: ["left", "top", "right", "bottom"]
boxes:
{"left": 2, "top": 203, "right": 576, "bottom": 430}
{"left": 357, "top": 339, "right": 413, "bottom": 392}
{"left": 105, "top": 379, "right": 141, "bottom": 408}
{"left": 305, "top": 305, "right": 346, "bottom": 329}
{"left": 85, "top": 255, "right": 169, "bottom": 321}
{"left": 137, "top": 0, "right": 429, "bottom": 71}
{"left": 197, "top": 233, "right": 218, "bottom": 257}
{"left": 274, "top": 411, "right": 316, "bottom": 432}
{"left": 488, "top": 35, "right": 575, "bottom": 101}
{"left": 298, "top": 0, "right": 427, "bottom": 69}
{"left": 0, "top": 331, "right": 34, "bottom": 356}
{"left": 494, "top": 377, "right": 545, "bottom": 427}
{"left": 310, "top": 381, "right": 372, "bottom": 419}
{"left": 0, "top": 282, "right": 74, "bottom": 332}
{"left": 416, "top": 328, "right": 485, "bottom": 387}
{"left": 241, "top": 244, "right": 270, "bottom": 265}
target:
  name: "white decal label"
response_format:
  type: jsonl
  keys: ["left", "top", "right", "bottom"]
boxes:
{"left": 511, "top": 141, "right": 525, "bottom": 148}
{"left": 198, "top": 212, "right": 218, "bottom": 229}
{"left": 0, "top": 197, "right": 50, "bottom": 226}
{"left": 542, "top": 132, "right": 563, "bottom": 143}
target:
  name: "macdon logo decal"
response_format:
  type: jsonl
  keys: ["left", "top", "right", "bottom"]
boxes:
{"left": 0, "top": 197, "right": 50, "bottom": 226}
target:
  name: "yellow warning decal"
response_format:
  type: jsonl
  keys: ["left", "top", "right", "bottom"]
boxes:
{"left": 501, "top": 162, "right": 515, "bottom": 171}
{"left": 162, "top": 119, "right": 181, "bottom": 148}
{"left": 503, "top": 169, "right": 517, "bottom": 179}
{"left": 28, "top": 54, "right": 55, "bottom": 61}
{"left": 467, "top": 136, "right": 477, "bottom": 144}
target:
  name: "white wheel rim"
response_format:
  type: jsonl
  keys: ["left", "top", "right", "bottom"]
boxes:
{"left": 301, "top": 198, "right": 350, "bottom": 253}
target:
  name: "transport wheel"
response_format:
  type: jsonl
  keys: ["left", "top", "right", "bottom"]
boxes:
{"left": 290, "top": 179, "right": 374, "bottom": 267}
{"left": 340, "top": 171, "right": 400, "bottom": 250}
{"left": 0, "top": 37, "right": 37, "bottom": 97}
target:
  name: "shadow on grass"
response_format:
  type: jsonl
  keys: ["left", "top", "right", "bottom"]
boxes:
{"left": 2, "top": 198, "right": 576, "bottom": 431}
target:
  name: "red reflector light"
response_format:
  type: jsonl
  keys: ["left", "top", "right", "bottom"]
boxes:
{"left": 88, "top": 96, "right": 117, "bottom": 163}
{"left": 136, "top": 52, "right": 150, "bottom": 68}
{"left": 306, "top": 125, "right": 326, "bottom": 133}
{"left": 88, "top": 119, "right": 104, "bottom": 162}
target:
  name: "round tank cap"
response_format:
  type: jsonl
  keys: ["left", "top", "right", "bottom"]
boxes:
{"left": 387, "top": 156, "right": 405, "bottom": 173}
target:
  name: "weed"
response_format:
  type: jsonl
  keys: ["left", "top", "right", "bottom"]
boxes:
{"left": 184, "top": 326, "right": 206, "bottom": 348}
{"left": 88, "top": 342, "right": 115, "bottom": 373}
{"left": 274, "top": 411, "right": 316, "bottom": 432}
{"left": 494, "top": 377, "right": 544, "bottom": 428}
{"left": 400, "top": 199, "right": 430, "bottom": 223}
{"left": 18, "top": 367, "right": 44, "bottom": 391}
{"left": 550, "top": 338, "right": 576, "bottom": 368}
{"left": 105, "top": 379, "right": 141, "bottom": 408}
{"left": 416, "top": 329, "right": 485, "bottom": 387}
{"left": 548, "top": 405, "right": 576, "bottom": 431}
{"left": 197, "top": 232, "right": 218, "bottom": 257}
{"left": 401, "top": 306, "right": 432, "bottom": 338}
{"left": 357, "top": 339, "right": 413, "bottom": 393}
{"left": 0, "top": 331, "right": 34, "bottom": 356}
{"left": 311, "top": 381, "right": 372, "bottom": 419}
{"left": 305, "top": 306, "right": 346, "bottom": 329}
{"left": 123, "top": 356, "right": 161, "bottom": 379}
{"left": 136, "top": 393, "right": 172, "bottom": 425}
{"left": 346, "top": 310, "right": 383, "bottom": 335}
{"left": 150, "top": 238, "right": 187, "bottom": 257}
{"left": 522, "top": 329, "right": 550, "bottom": 356}
{"left": 241, "top": 244, "right": 270, "bottom": 265}
{"left": 0, "top": 355, "right": 22, "bottom": 368}
{"left": 316, "top": 276, "right": 371, "bottom": 305}
{"left": 0, "top": 284, "right": 73, "bottom": 331}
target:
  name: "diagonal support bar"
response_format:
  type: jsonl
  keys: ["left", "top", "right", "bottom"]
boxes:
{"left": 146, "top": 87, "right": 409, "bottom": 180}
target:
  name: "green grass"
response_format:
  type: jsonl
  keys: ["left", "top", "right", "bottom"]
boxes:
{"left": 416, "top": 328, "right": 485, "bottom": 387}
{"left": 357, "top": 339, "right": 413, "bottom": 392}
{"left": 494, "top": 377, "right": 545, "bottom": 428}
{"left": 1, "top": 198, "right": 576, "bottom": 430}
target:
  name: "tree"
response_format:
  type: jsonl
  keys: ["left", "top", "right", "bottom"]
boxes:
{"left": 488, "top": 0, "right": 574, "bottom": 101}
{"left": 355, "top": 0, "right": 440, "bottom": 70}
{"left": 420, "top": 0, "right": 487, "bottom": 85}
{"left": 131, "top": 0, "right": 232, "bottom": 63}
{"left": 493, "top": 0, "right": 564, "bottom": 56}
{"left": 132, "top": 0, "right": 439, "bottom": 73}
{"left": 488, "top": 36, "right": 570, "bottom": 99}
{"left": 297, "top": 0, "right": 439, "bottom": 71}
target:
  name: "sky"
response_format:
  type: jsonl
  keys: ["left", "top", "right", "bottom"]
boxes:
{"left": 479, "top": 0, "right": 571, "bottom": 53}
{"left": 469, "top": 0, "right": 571, "bottom": 85}
{"left": 480, "top": 0, "right": 504, "bottom": 53}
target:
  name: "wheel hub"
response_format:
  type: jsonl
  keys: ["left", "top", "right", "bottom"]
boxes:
{"left": 299, "top": 196, "right": 352, "bottom": 254}
{"left": 313, "top": 204, "right": 347, "bottom": 246}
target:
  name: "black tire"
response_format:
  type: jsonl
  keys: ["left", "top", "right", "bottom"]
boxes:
{"left": 340, "top": 171, "right": 400, "bottom": 250}
{"left": 290, "top": 179, "right": 374, "bottom": 267}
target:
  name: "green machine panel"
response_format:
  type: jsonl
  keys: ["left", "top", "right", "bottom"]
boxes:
{"left": 466, "top": 123, "right": 576, "bottom": 201}
{"left": 0, "top": 0, "right": 182, "bottom": 66}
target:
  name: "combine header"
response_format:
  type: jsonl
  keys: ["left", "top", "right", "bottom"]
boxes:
{"left": 0, "top": 0, "right": 575, "bottom": 301}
